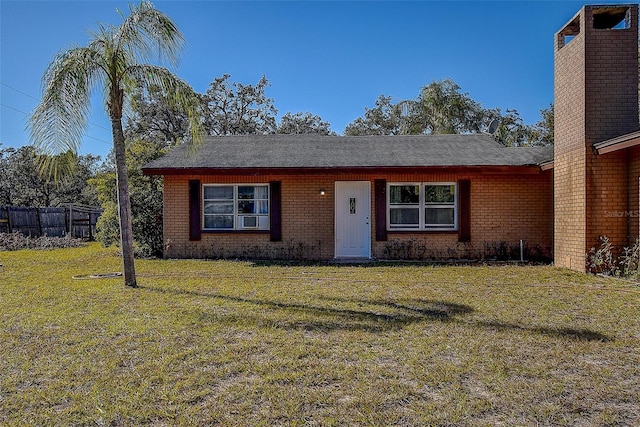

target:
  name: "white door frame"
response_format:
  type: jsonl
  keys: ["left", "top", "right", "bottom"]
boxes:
{"left": 334, "top": 181, "right": 371, "bottom": 258}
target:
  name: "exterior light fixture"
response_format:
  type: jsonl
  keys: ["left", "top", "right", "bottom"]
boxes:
{"left": 320, "top": 189, "right": 326, "bottom": 196}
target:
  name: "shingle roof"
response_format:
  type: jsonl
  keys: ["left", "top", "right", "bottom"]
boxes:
{"left": 593, "top": 129, "right": 640, "bottom": 154}
{"left": 142, "top": 134, "right": 554, "bottom": 173}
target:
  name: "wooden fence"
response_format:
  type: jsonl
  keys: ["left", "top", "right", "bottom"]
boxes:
{"left": 0, "top": 204, "right": 103, "bottom": 239}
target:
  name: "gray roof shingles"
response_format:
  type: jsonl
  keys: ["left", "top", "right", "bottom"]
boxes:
{"left": 143, "top": 134, "right": 554, "bottom": 172}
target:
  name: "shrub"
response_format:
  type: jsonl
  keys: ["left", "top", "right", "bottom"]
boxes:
{"left": 586, "top": 236, "right": 640, "bottom": 278}
{"left": 95, "top": 200, "right": 163, "bottom": 258}
{"left": 95, "top": 202, "right": 120, "bottom": 248}
{"left": 619, "top": 239, "right": 640, "bottom": 278}
{"left": 586, "top": 236, "right": 618, "bottom": 275}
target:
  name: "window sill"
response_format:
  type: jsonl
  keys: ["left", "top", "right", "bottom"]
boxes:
{"left": 202, "top": 229, "right": 270, "bottom": 234}
{"left": 387, "top": 230, "right": 459, "bottom": 234}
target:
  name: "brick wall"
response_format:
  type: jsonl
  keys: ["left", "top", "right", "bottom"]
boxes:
{"left": 628, "top": 146, "right": 640, "bottom": 242}
{"left": 162, "top": 169, "right": 552, "bottom": 261}
{"left": 374, "top": 171, "right": 553, "bottom": 260}
{"left": 586, "top": 150, "right": 629, "bottom": 254}
{"left": 554, "top": 5, "right": 639, "bottom": 270}
{"left": 164, "top": 173, "right": 335, "bottom": 260}
{"left": 584, "top": 5, "right": 639, "bottom": 257}
{"left": 554, "top": 8, "right": 587, "bottom": 270}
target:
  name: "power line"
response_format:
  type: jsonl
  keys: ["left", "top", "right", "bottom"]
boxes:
{"left": 0, "top": 81, "right": 39, "bottom": 101}
{"left": 0, "top": 80, "right": 111, "bottom": 132}
{"left": 0, "top": 103, "right": 28, "bottom": 115}
{"left": 0, "top": 103, "right": 112, "bottom": 146}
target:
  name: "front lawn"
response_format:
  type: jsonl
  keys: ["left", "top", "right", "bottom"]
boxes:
{"left": 1, "top": 244, "right": 638, "bottom": 425}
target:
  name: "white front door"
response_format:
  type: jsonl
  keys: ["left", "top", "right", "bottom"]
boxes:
{"left": 335, "top": 181, "right": 371, "bottom": 258}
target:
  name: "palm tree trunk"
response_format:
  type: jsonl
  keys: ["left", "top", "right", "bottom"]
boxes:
{"left": 111, "top": 118, "right": 137, "bottom": 287}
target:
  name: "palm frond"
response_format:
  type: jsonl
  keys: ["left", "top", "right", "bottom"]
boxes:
{"left": 126, "top": 64, "right": 203, "bottom": 145}
{"left": 28, "top": 46, "right": 105, "bottom": 178}
{"left": 116, "top": 1, "right": 184, "bottom": 68}
{"left": 36, "top": 150, "right": 79, "bottom": 183}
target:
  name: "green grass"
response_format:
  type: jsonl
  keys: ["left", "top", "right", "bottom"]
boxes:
{"left": 1, "top": 244, "right": 639, "bottom": 426}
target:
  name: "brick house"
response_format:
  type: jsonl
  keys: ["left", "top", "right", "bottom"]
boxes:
{"left": 143, "top": 134, "right": 553, "bottom": 261}
{"left": 143, "top": 4, "right": 639, "bottom": 270}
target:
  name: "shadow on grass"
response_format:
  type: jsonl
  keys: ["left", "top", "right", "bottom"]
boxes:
{"left": 139, "top": 285, "right": 472, "bottom": 332}
{"left": 322, "top": 296, "right": 474, "bottom": 319}
{"left": 139, "top": 285, "right": 611, "bottom": 341}
{"left": 477, "top": 320, "right": 612, "bottom": 342}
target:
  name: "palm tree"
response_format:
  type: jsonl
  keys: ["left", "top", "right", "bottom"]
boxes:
{"left": 29, "top": 1, "right": 201, "bottom": 287}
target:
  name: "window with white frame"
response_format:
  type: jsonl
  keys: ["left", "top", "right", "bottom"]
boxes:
{"left": 388, "top": 183, "right": 457, "bottom": 230}
{"left": 203, "top": 184, "right": 269, "bottom": 230}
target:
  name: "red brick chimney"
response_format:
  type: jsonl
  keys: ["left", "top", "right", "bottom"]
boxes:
{"left": 554, "top": 5, "right": 639, "bottom": 271}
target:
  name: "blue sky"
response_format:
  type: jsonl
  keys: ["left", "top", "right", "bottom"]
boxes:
{"left": 0, "top": 1, "right": 624, "bottom": 159}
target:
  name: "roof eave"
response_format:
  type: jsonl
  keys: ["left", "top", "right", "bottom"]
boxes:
{"left": 539, "top": 160, "right": 555, "bottom": 170}
{"left": 142, "top": 164, "right": 546, "bottom": 176}
{"left": 594, "top": 129, "right": 640, "bottom": 155}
